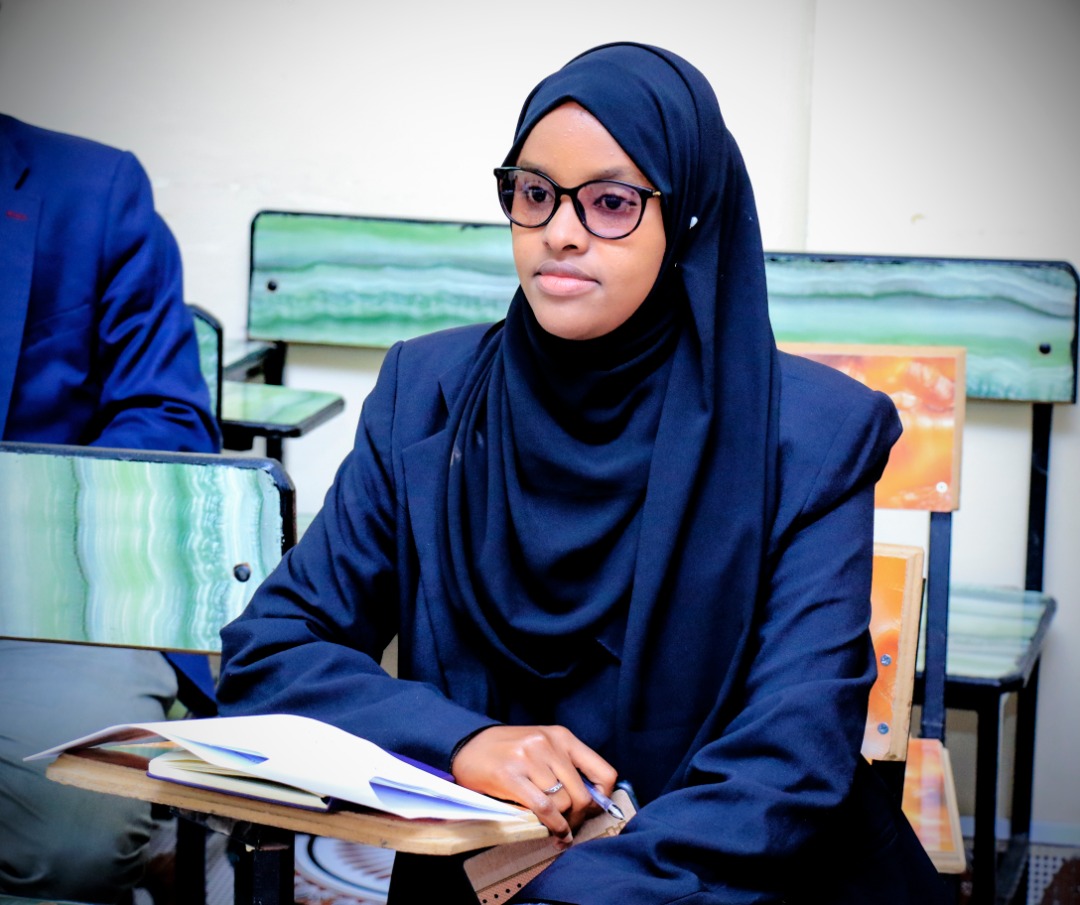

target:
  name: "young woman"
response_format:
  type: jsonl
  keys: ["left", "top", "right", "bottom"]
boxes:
{"left": 218, "top": 43, "right": 947, "bottom": 904}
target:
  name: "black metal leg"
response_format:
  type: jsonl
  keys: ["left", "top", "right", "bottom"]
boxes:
{"left": 176, "top": 817, "right": 208, "bottom": 905}
{"left": 1011, "top": 664, "right": 1041, "bottom": 846}
{"left": 995, "top": 661, "right": 1043, "bottom": 904}
{"left": 1025, "top": 404, "right": 1052, "bottom": 593}
{"left": 971, "top": 695, "right": 1001, "bottom": 905}
{"left": 921, "top": 512, "right": 952, "bottom": 743}
{"left": 264, "top": 342, "right": 288, "bottom": 387}
{"left": 232, "top": 834, "right": 294, "bottom": 905}
{"left": 266, "top": 436, "right": 284, "bottom": 465}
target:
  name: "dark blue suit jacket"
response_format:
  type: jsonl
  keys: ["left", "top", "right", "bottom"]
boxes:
{"left": 0, "top": 113, "right": 218, "bottom": 450}
{"left": 219, "top": 325, "right": 945, "bottom": 904}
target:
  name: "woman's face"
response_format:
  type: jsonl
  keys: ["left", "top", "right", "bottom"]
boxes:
{"left": 511, "top": 102, "right": 666, "bottom": 341}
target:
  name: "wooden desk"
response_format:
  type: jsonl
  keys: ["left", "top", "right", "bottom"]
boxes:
{"left": 46, "top": 748, "right": 548, "bottom": 904}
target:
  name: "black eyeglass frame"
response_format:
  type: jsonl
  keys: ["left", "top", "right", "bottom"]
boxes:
{"left": 493, "top": 166, "right": 662, "bottom": 239}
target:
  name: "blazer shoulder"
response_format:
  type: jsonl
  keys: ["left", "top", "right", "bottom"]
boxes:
{"left": 1, "top": 114, "right": 140, "bottom": 192}
{"left": 777, "top": 349, "right": 897, "bottom": 429}
{"left": 774, "top": 350, "right": 901, "bottom": 523}
{"left": 393, "top": 322, "right": 500, "bottom": 393}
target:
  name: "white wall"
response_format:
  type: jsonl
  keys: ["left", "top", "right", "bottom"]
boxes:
{"left": 1, "top": 0, "right": 1076, "bottom": 842}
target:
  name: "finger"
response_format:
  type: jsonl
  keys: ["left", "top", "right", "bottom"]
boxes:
{"left": 516, "top": 777, "right": 573, "bottom": 844}
{"left": 568, "top": 746, "right": 619, "bottom": 797}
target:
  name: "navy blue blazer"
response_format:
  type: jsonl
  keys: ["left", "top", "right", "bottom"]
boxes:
{"left": 0, "top": 114, "right": 219, "bottom": 450}
{"left": 219, "top": 326, "right": 945, "bottom": 903}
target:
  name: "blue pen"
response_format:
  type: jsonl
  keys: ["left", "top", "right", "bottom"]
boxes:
{"left": 579, "top": 773, "right": 625, "bottom": 820}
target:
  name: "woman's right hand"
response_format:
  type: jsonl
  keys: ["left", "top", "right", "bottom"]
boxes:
{"left": 450, "top": 724, "right": 617, "bottom": 847}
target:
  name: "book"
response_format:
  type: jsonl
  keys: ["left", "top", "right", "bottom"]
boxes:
{"left": 463, "top": 788, "right": 636, "bottom": 903}
{"left": 145, "top": 747, "right": 332, "bottom": 811}
{"left": 26, "top": 713, "right": 532, "bottom": 824}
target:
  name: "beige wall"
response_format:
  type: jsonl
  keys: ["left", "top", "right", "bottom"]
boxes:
{"left": 1, "top": 0, "right": 1076, "bottom": 843}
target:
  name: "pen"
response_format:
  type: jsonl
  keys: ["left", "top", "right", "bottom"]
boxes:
{"left": 579, "top": 772, "right": 625, "bottom": 820}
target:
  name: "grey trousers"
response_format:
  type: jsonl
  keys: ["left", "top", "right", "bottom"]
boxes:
{"left": 0, "top": 640, "right": 177, "bottom": 903}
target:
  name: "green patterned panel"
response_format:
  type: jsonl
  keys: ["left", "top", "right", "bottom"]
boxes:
{"left": 917, "top": 584, "right": 1053, "bottom": 681}
{"left": 767, "top": 254, "right": 1078, "bottom": 402}
{"left": 0, "top": 448, "right": 286, "bottom": 652}
{"left": 221, "top": 382, "right": 344, "bottom": 432}
{"left": 191, "top": 309, "right": 221, "bottom": 410}
{"left": 248, "top": 212, "right": 518, "bottom": 348}
{"left": 247, "top": 213, "right": 1078, "bottom": 401}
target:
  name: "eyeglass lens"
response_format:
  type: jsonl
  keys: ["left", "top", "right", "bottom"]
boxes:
{"left": 497, "top": 170, "right": 648, "bottom": 239}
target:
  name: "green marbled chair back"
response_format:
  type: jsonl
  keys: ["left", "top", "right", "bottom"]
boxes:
{"left": 0, "top": 442, "right": 294, "bottom": 653}
{"left": 247, "top": 211, "right": 519, "bottom": 349}
{"left": 188, "top": 303, "right": 223, "bottom": 423}
{"left": 187, "top": 300, "right": 344, "bottom": 462}
{"left": 247, "top": 212, "right": 1078, "bottom": 403}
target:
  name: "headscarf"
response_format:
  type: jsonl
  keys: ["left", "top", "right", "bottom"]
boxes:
{"left": 436, "top": 44, "right": 779, "bottom": 726}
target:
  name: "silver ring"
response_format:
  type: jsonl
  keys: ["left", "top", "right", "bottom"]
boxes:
{"left": 542, "top": 781, "right": 564, "bottom": 795}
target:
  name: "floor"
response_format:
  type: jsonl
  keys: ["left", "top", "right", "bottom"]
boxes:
{"left": 950, "top": 842, "right": 1080, "bottom": 905}
{"left": 1024, "top": 845, "right": 1080, "bottom": 905}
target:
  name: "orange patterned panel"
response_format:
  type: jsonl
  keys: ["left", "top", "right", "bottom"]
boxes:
{"left": 901, "top": 739, "right": 967, "bottom": 873}
{"left": 782, "top": 344, "right": 965, "bottom": 512}
{"left": 863, "top": 546, "right": 923, "bottom": 762}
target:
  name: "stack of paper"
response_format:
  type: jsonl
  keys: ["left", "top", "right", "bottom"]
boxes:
{"left": 27, "top": 713, "right": 529, "bottom": 823}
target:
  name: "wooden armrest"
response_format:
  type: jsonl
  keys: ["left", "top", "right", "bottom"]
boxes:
{"left": 901, "top": 738, "right": 966, "bottom": 874}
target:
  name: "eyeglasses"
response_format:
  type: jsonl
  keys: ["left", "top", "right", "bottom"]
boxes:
{"left": 494, "top": 167, "right": 661, "bottom": 239}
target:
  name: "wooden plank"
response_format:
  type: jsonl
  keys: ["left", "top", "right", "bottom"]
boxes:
{"left": 782, "top": 343, "right": 965, "bottom": 512}
{"left": 901, "top": 739, "right": 967, "bottom": 874}
{"left": 863, "top": 544, "right": 925, "bottom": 763}
{"left": 45, "top": 749, "right": 548, "bottom": 857}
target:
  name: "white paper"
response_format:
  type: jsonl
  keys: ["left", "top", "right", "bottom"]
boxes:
{"left": 28, "top": 713, "right": 528, "bottom": 823}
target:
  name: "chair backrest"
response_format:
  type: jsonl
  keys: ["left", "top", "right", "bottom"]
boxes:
{"left": 781, "top": 343, "right": 965, "bottom": 514}
{"left": 863, "top": 543, "right": 925, "bottom": 764}
{"left": 247, "top": 210, "right": 518, "bottom": 348}
{"left": 0, "top": 442, "right": 294, "bottom": 653}
{"left": 768, "top": 252, "right": 1076, "bottom": 404}
{"left": 188, "top": 303, "right": 224, "bottom": 423}
{"left": 783, "top": 343, "right": 965, "bottom": 748}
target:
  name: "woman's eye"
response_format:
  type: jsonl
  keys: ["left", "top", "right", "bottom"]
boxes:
{"left": 522, "top": 184, "right": 551, "bottom": 204}
{"left": 594, "top": 191, "right": 637, "bottom": 213}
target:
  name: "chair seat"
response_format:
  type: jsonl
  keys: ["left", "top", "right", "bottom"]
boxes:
{"left": 901, "top": 738, "right": 966, "bottom": 874}
{"left": 222, "top": 337, "right": 277, "bottom": 381}
{"left": 917, "top": 584, "right": 1056, "bottom": 688}
{"left": 221, "top": 381, "right": 344, "bottom": 443}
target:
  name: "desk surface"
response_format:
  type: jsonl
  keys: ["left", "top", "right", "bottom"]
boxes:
{"left": 46, "top": 749, "right": 548, "bottom": 856}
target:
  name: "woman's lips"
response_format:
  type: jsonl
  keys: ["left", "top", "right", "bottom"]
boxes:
{"left": 536, "top": 263, "right": 596, "bottom": 296}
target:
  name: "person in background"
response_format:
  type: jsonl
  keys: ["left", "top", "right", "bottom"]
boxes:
{"left": 0, "top": 112, "right": 220, "bottom": 903}
{"left": 217, "top": 44, "right": 947, "bottom": 903}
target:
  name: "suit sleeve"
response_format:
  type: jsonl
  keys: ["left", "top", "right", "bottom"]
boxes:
{"left": 87, "top": 151, "right": 219, "bottom": 453}
{"left": 216, "top": 342, "right": 496, "bottom": 771}
{"left": 519, "top": 385, "right": 902, "bottom": 905}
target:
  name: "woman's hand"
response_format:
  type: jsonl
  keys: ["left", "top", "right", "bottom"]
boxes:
{"left": 451, "top": 725, "right": 618, "bottom": 846}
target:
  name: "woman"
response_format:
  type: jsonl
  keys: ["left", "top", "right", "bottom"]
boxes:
{"left": 218, "top": 43, "right": 946, "bottom": 903}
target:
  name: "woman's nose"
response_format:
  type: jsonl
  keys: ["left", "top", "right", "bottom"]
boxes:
{"left": 544, "top": 193, "right": 589, "bottom": 249}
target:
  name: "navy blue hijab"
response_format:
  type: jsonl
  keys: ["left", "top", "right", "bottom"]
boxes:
{"left": 438, "top": 44, "right": 779, "bottom": 719}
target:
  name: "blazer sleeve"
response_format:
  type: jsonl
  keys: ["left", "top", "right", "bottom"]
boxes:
{"left": 217, "top": 341, "right": 496, "bottom": 771}
{"left": 87, "top": 151, "right": 219, "bottom": 453}
{"left": 519, "top": 374, "right": 903, "bottom": 904}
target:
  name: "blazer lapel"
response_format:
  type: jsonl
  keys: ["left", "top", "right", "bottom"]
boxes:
{"left": 0, "top": 189, "right": 39, "bottom": 438}
{"left": 400, "top": 355, "right": 472, "bottom": 585}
